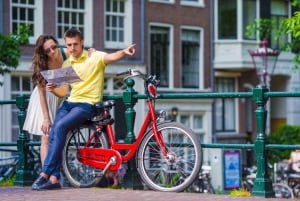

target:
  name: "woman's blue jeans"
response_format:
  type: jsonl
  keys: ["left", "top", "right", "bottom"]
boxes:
{"left": 42, "top": 101, "right": 95, "bottom": 179}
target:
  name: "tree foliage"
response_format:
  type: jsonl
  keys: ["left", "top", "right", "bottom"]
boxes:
{"left": 0, "top": 25, "right": 30, "bottom": 83}
{"left": 268, "top": 125, "right": 300, "bottom": 165}
{"left": 246, "top": 1, "right": 300, "bottom": 71}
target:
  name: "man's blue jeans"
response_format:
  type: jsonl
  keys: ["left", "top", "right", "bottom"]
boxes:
{"left": 42, "top": 101, "right": 95, "bottom": 179}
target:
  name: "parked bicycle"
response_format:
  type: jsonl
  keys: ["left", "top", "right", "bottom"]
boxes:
{"left": 190, "top": 165, "right": 215, "bottom": 194}
{"left": 62, "top": 68, "right": 202, "bottom": 192}
{"left": 242, "top": 165, "right": 256, "bottom": 191}
{"left": 273, "top": 162, "right": 294, "bottom": 199}
{"left": 0, "top": 155, "right": 19, "bottom": 183}
{"left": 242, "top": 162, "right": 295, "bottom": 199}
{"left": 0, "top": 146, "right": 41, "bottom": 183}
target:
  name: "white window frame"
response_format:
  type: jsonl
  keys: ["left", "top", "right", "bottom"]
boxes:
{"left": 214, "top": 72, "right": 240, "bottom": 133}
{"left": 178, "top": 112, "right": 206, "bottom": 143}
{"left": 180, "top": 26, "right": 204, "bottom": 90}
{"left": 10, "top": 0, "right": 43, "bottom": 44}
{"left": 56, "top": 0, "right": 93, "bottom": 47}
{"left": 10, "top": 73, "right": 33, "bottom": 141}
{"left": 104, "top": 0, "right": 133, "bottom": 49}
{"left": 149, "top": 0, "right": 175, "bottom": 4}
{"left": 180, "top": 0, "right": 205, "bottom": 7}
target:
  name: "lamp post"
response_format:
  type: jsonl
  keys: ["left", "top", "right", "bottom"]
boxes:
{"left": 248, "top": 39, "right": 280, "bottom": 197}
{"left": 248, "top": 39, "right": 280, "bottom": 134}
{"left": 248, "top": 39, "right": 280, "bottom": 87}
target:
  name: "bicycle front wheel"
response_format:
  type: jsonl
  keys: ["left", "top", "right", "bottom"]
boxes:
{"left": 137, "top": 122, "right": 202, "bottom": 192}
{"left": 62, "top": 124, "right": 109, "bottom": 188}
{"left": 273, "top": 183, "right": 294, "bottom": 199}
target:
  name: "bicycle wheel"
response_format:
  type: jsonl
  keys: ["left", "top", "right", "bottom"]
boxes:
{"left": 137, "top": 122, "right": 202, "bottom": 192}
{"left": 273, "top": 183, "right": 294, "bottom": 199}
{"left": 293, "top": 183, "right": 300, "bottom": 198}
{"left": 62, "top": 123, "right": 109, "bottom": 188}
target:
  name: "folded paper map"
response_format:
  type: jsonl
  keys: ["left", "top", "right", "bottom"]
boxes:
{"left": 41, "top": 66, "right": 82, "bottom": 86}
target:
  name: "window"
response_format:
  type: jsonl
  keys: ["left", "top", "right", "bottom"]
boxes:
{"left": 179, "top": 114, "right": 204, "bottom": 142}
{"left": 243, "top": 0, "right": 257, "bottom": 39}
{"left": 105, "top": 0, "right": 133, "bottom": 48}
{"left": 150, "top": 25, "right": 170, "bottom": 87}
{"left": 11, "top": 75, "right": 33, "bottom": 141}
{"left": 149, "top": 0, "right": 174, "bottom": 3}
{"left": 180, "top": 0, "right": 204, "bottom": 7}
{"left": 270, "top": 0, "right": 288, "bottom": 50}
{"left": 10, "top": 0, "right": 42, "bottom": 43}
{"left": 215, "top": 78, "right": 236, "bottom": 132}
{"left": 181, "top": 29, "right": 201, "bottom": 88}
{"left": 218, "top": 0, "right": 237, "bottom": 39}
{"left": 56, "top": 0, "right": 93, "bottom": 46}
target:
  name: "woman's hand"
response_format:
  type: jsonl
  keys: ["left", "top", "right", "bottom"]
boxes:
{"left": 88, "top": 48, "right": 96, "bottom": 57}
{"left": 41, "top": 119, "right": 52, "bottom": 135}
{"left": 46, "top": 83, "right": 57, "bottom": 92}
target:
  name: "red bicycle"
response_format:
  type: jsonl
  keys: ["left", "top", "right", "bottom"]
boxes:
{"left": 62, "top": 69, "right": 202, "bottom": 192}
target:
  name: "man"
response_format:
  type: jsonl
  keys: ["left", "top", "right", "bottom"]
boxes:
{"left": 32, "top": 28, "right": 136, "bottom": 190}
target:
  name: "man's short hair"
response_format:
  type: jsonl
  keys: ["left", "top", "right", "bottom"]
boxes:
{"left": 64, "top": 28, "right": 83, "bottom": 40}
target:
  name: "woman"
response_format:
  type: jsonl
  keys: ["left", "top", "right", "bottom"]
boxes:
{"left": 23, "top": 34, "right": 95, "bottom": 166}
{"left": 23, "top": 35, "right": 68, "bottom": 166}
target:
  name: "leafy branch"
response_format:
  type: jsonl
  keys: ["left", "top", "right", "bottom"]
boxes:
{"left": 0, "top": 25, "right": 31, "bottom": 84}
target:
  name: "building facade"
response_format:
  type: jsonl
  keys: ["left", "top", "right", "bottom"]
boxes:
{"left": 0, "top": 0, "right": 214, "bottom": 165}
{"left": 213, "top": 0, "right": 300, "bottom": 144}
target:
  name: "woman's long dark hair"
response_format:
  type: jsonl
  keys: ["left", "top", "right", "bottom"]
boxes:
{"left": 31, "top": 35, "right": 59, "bottom": 86}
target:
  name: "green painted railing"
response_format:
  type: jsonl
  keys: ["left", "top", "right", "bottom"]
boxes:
{"left": 1, "top": 80, "right": 300, "bottom": 197}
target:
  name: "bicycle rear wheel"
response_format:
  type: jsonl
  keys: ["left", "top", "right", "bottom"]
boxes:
{"left": 273, "top": 183, "right": 294, "bottom": 199}
{"left": 62, "top": 123, "right": 109, "bottom": 188}
{"left": 137, "top": 122, "right": 202, "bottom": 192}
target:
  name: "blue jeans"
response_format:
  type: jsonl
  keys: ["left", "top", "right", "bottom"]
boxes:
{"left": 42, "top": 101, "right": 95, "bottom": 179}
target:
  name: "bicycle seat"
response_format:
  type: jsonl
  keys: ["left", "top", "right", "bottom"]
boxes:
{"left": 95, "top": 100, "right": 116, "bottom": 109}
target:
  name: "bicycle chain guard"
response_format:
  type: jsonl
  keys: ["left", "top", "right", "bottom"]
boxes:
{"left": 77, "top": 148, "right": 122, "bottom": 171}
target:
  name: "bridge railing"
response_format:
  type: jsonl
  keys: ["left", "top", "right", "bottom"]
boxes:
{"left": 1, "top": 79, "right": 300, "bottom": 197}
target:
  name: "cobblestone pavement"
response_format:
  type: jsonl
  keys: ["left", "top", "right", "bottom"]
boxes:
{"left": 0, "top": 187, "right": 297, "bottom": 201}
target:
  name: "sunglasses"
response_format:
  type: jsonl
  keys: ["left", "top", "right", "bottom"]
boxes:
{"left": 44, "top": 45, "right": 58, "bottom": 54}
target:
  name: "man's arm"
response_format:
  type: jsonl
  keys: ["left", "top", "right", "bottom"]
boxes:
{"left": 104, "top": 44, "right": 136, "bottom": 65}
{"left": 46, "top": 83, "right": 69, "bottom": 98}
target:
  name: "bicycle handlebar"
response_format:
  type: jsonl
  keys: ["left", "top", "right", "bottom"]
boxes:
{"left": 116, "top": 68, "right": 160, "bottom": 88}
{"left": 116, "top": 69, "right": 131, "bottom": 76}
{"left": 116, "top": 68, "right": 145, "bottom": 79}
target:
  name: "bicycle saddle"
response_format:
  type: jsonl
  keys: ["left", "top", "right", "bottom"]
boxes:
{"left": 95, "top": 100, "right": 116, "bottom": 109}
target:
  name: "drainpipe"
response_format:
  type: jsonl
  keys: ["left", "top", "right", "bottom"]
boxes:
{"left": 0, "top": 0, "right": 3, "bottom": 33}
{"left": 210, "top": 0, "right": 216, "bottom": 143}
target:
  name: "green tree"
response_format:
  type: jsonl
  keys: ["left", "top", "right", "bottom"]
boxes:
{"left": 268, "top": 125, "right": 300, "bottom": 165}
{"left": 246, "top": 1, "right": 300, "bottom": 71}
{"left": 0, "top": 25, "right": 30, "bottom": 85}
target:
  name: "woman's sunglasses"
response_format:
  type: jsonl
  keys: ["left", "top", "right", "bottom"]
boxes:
{"left": 45, "top": 45, "right": 58, "bottom": 54}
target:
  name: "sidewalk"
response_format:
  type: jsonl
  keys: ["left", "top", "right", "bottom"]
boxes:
{"left": 0, "top": 186, "right": 294, "bottom": 201}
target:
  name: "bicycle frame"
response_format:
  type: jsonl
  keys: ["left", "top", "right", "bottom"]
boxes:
{"left": 78, "top": 95, "right": 168, "bottom": 172}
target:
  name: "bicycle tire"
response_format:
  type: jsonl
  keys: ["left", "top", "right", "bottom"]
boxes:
{"left": 273, "top": 183, "right": 294, "bottom": 199}
{"left": 62, "top": 124, "right": 109, "bottom": 188}
{"left": 137, "top": 122, "right": 202, "bottom": 192}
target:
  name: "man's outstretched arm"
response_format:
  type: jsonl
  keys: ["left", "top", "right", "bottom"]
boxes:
{"left": 104, "top": 44, "right": 136, "bottom": 65}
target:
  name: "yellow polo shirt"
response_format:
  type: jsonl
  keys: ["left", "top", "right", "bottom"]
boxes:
{"left": 62, "top": 50, "right": 107, "bottom": 105}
